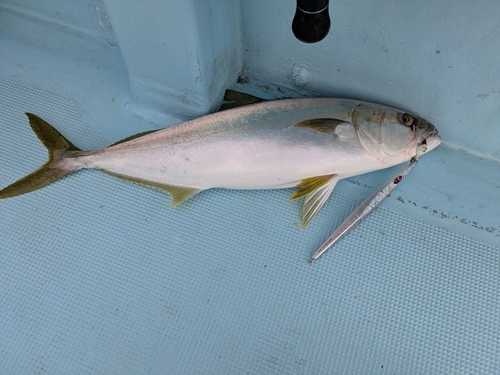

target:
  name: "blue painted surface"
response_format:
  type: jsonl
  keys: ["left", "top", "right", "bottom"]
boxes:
{"left": 102, "top": 0, "right": 241, "bottom": 118}
{"left": 0, "top": 1, "right": 499, "bottom": 374}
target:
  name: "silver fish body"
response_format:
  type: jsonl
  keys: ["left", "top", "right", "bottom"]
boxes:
{"left": 0, "top": 93, "right": 441, "bottom": 227}
{"left": 74, "top": 99, "right": 383, "bottom": 189}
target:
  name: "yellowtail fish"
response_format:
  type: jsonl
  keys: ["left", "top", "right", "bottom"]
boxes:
{"left": 0, "top": 91, "right": 441, "bottom": 227}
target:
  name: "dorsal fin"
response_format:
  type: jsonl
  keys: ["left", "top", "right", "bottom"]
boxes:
{"left": 109, "top": 90, "right": 264, "bottom": 147}
{"left": 109, "top": 129, "right": 161, "bottom": 147}
{"left": 218, "top": 90, "right": 264, "bottom": 111}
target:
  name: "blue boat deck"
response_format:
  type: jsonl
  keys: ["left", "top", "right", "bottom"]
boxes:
{"left": 1, "top": 1, "right": 499, "bottom": 374}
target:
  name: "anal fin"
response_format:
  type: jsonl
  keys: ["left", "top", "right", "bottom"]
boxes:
{"left": 102, "top": 170, "right": 201, "bottom": 207}
{"left": 290, "top": 174, "right": 339, "bottom": 228}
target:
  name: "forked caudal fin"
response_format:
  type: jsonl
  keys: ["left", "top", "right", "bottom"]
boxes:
{"left": 0, "top": 113, "right": 81, "bottom": 199}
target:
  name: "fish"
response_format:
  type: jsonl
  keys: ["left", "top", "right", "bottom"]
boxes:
{"left": 0, "top": 90, "right": 441, "bottom": 227}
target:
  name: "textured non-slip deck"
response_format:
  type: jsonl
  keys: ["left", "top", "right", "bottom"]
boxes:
{"left": 1, "top": 77, "right": 499, "bottom": 374}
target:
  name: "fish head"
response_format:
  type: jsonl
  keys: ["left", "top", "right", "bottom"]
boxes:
{"left": 353, "top": 104, "right": 441, "bottom": 165}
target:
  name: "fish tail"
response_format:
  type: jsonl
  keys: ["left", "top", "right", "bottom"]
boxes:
{"left": 0, "top": 113, "right": 82, "bottom": 199}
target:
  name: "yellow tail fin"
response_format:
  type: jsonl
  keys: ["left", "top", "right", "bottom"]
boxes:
{"left": 0, "top": 113, "right": 81, "bottom": 199}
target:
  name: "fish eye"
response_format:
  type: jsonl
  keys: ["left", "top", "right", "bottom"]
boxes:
{"left": 402, "top": 113, "right": 415, "bottom": 126}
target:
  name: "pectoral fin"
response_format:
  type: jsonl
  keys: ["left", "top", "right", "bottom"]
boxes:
{"left": 290, "top": 174, "right": 339, "bottom": 228}
{"left": 294, "top": 119, "right": 350, "bottom": 136}
{"left": 102, "top": 170, "right": 201, "bottom": 207}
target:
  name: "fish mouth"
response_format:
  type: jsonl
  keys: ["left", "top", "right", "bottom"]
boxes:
{"left": 418, "top": 128, "right": 441, "bottom": 153}
{"left": 419, "top": 128, "right": 440, "bottom": 146}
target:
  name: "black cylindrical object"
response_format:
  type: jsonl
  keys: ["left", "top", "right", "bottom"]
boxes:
{"left": 292, "top": 0, "right": 331, "bottom": 43}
